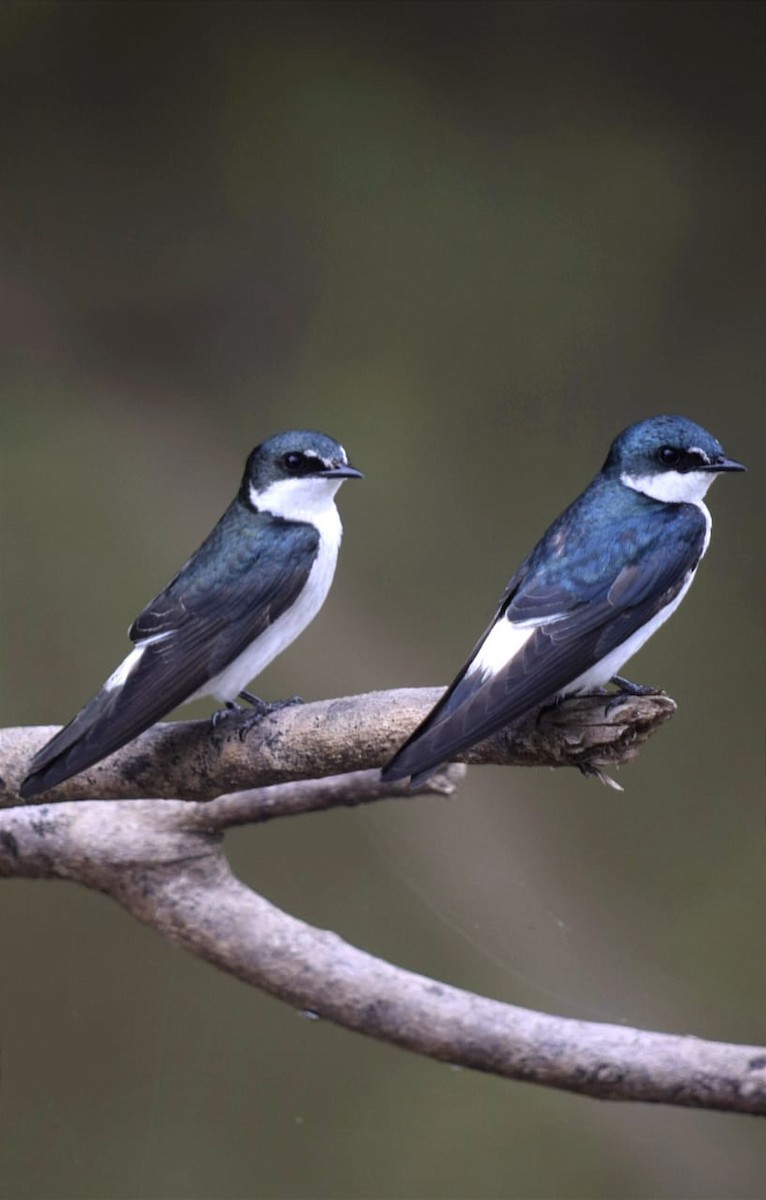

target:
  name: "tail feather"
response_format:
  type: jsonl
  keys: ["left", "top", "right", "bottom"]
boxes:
{"left": 20, "top": 686, "right": 156, "bottom": 798}
{"left": 381, "top": 664, "right": 548, "bottom": 786}
{"left": 381, "top": 671, "right": 485, "bottom": 785}
{"left": 381, "top": 710, "right": 467, "bottom": 786}
{"left": 380, "top": 728, "right": 453, "bottom": 787}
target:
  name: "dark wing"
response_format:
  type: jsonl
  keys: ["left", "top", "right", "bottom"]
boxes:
{"left": 126, "top": 520, "right": 319, "bottom": 697}
{"left": 382, "top": 512, "right": 706, "bottom": 784}
{"left": 20, "top": 510, "right": 319, "bottom": 797}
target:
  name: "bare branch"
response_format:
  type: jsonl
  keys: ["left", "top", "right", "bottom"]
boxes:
{"left": 0, "top": 791, "right": 763, "bottom": 1116}
{"left": 192, "top": 765, "right": 465, "bottom": 830}
{"left": 6, "top": 692, "right": 745, "bottom": 1115}
{"left": 0, "top": 687, "right": 675, "bottom": 804}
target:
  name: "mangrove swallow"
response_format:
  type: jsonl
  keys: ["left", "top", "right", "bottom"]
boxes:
{"left": 382, "top": 415, "right": 745, "bottom": 785}
{"left": 20, "top": 430, "right": 362, "bottom": 797}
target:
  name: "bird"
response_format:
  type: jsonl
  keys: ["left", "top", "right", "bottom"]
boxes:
{"left": 20, "top": 430, "right": 362, "bottom": 798}
{"left": 382, "top": 415, "right": 745, "bottom": 786}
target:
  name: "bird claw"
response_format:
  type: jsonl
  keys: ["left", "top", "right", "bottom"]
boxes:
{"left": 234, "top": 695, "right": 304, "bottom": 741}
{"left": 536, "top": 676, "right": 661, "bottom": 725}
{"left": 262, "top": 694, "right": 304, "bottom": 712}
{"left": 609, "top": 674, "right": 662, "bottom": 698}
{"left": 207, "top": 692, "right": 303, "bottom": 742}
{"left": 601, "top": 676, "right": 664, "bottom": 717}
{"left": 209, "top": 695, "right": 301, "bottom": 740}
{"left": 210, "top": 700, "right": 244, "bottom": 730}
{"left": 209, "top": 694, "right": 268, "bottom": 738}
{"left": 236, "top": 710, "right": 267, "bottom": 741}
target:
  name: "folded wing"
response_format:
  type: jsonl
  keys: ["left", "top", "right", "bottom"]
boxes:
{"left": 20, "top": 510, "right": 318, "bottom": 797}
{"left": 383, "top": 507, "right": 706, "bottom": 784}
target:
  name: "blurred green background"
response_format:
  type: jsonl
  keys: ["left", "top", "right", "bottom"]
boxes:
{"left": 1, "top": 2, "right": 764, "bottom": 1197}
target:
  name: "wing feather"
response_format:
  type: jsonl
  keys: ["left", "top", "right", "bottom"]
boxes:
{"left": 383, "top": 500, "right": 707, "bottom": 783}
{"left": 20, "top": 506, "right": 319, "bottom": 796}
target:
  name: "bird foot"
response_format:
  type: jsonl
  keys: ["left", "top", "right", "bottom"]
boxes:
{"left": 602, "top": 676, "right": 663, "bottom": 716}
{"left": 235, "top": 693, "right": 304, "bottom": 741}
{"left": 210, "top": 700, "right": 249, "bottom": 730}
{"left": 609, "top": 674, "right": 662, "bottom": 697}
{"left": 238, "top": 689, "right": 302, "bottom": 708}
{"left": 210, "top": 692, "right": 304, "bottom": 741}
{"left": 536, "top": 676, "right": 660, "bottom": 724}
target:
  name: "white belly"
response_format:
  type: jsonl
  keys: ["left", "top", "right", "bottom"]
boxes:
{"left": 565, "top": 567, "right": 698, "bottom": 695}
{"left": 194, "top": 506, "right": 343, "bottom": 702}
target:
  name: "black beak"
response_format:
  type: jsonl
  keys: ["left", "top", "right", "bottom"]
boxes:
{"left": 320, "top": 464, "right": 364, "bottom": 479}
{"left": 699, "top": 454, "right": 746, "bottom": 473}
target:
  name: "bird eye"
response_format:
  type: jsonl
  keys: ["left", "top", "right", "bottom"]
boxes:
{"left": 657, "top": 446, "right": 680, "bottom": 466}
{"left": 283, "top": 452, "right": 305, "bottom": 472}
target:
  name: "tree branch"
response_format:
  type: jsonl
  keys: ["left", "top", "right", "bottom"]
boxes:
{"left": 0, "top": 686, "right": 675, "bottom": 804}
{"left": 5, "top": 690, "right": 752, "bottom": 1116}
{"left": 189, "top": 763, "right": 465, "bottom": 829}
{"left": 0, "top": 783, "right": 763, "bottom": 1116}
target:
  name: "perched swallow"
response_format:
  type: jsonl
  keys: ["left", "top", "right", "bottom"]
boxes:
{"left": 20, "top": 430, "right": 362, "bottom": 797}
{"left": 382, "top": 415, "right": 744, "bottom": 785}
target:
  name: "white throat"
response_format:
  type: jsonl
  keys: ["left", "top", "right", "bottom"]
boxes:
{"left": 621, "top": 468, "right": 717, "bottom": 506}
{"left": 250, "top": 475, "right": 344, "bottom": 523}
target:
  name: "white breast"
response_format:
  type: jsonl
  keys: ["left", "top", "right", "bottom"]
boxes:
{"left": 199, "top": 501, "right": 343, "bottom": 702}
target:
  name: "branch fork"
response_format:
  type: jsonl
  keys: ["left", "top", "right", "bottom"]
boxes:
{"left": 3, "top": 686, "right": 762, "bottom": 1116}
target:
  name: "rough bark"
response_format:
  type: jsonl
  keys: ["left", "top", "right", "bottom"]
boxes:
{"left": 0, "top": 686, "right": 676, "bottom": 804}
